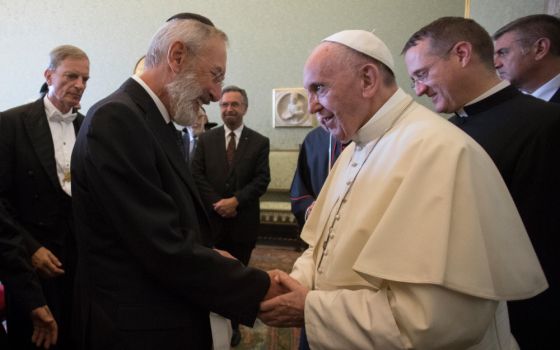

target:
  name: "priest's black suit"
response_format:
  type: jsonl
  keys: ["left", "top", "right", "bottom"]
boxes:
{"left": 0, "top": 98, "right": 82, "bottom": 350}
{"left": 192, "top": 125, "right": 270, "bottom": 265}
{"left": 71, "top": 78, "right": 269, "bottom": 350}
{"left": 448, "top": 85, "right": 560, "bottom": 350}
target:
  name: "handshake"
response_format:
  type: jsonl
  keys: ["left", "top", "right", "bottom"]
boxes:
{"left": 259, "top": 270, "right": 309, "bottom": 328}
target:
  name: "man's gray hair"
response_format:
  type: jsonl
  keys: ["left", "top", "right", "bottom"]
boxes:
{"left": 493, "top": 14, "right": 560, "bottom": 56}
{"left": 145, "top": 19, "right": 228, "bottom": 69}
{"left": 47, "top": 45, "right": 89, "bottom": 70}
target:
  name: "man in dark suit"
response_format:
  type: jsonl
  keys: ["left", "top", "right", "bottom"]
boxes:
{"left": 290, "top": 127, "right": 343, "bottom": 229}
{"left": 175, "top": 107, "right": 209, "bottom": 168}
{"left": 0, "top": 202, "right": 58, "bottom": 349}
{"left": 0, "top": 44, "right": 89, "bottom": 350}
{"left": 192, "top": 85, "right": 270, "bottom": 346}
{"left": 493, "top": 14, "right": 560, "bottom": 103}
{"left": 71, "top": 17, "right": 277, "bottom": 350}
{"left": 403, "top": 17, "right": 560, "bottom": 349}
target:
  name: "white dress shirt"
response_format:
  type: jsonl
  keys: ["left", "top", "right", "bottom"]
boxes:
{"left": 224, "top": 124, "right": 244, "bottom": 149}
{"left": 43, "top": 96, "right": 77, "bottom": 196}
{"left": 530, "top": 73, "right": 560, "bottom": 102}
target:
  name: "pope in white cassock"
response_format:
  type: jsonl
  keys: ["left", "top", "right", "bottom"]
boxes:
{"left": 259, "top": 30, "right": 547, "bottom": 350}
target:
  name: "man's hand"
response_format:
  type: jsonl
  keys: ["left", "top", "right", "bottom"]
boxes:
{"left": 263, "top": 270, "right": 290, "bottom": 300}
{"left": 213, "top": 197, "right": 239, "bottom": 218}
{"left": 31, "top": 305, "right": 58, "bottom": 349}
{"left": 31, "top": 247, "right": 64, "bottom": 278}
{"left": 259, "top": 272, "right": 308, "bottom": 327}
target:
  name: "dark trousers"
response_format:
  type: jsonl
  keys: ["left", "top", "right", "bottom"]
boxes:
{"left": 299, "top": 326, "right": 310, "bottom": 350}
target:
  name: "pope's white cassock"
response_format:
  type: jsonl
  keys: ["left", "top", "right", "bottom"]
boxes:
{"left": 291, "top": 88, "right": 547, "bottom": 349}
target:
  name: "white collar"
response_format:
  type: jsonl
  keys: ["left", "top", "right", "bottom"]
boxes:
{"left": 131, "top": 75, "right": 171, "bottom": 124}
{"left": 43, "top": 95, "right": 74, "bottom": 118}
{"left": 465, "top": 80, "right": 510, "bottom": 106}
{"left": 224, "top": 124, "right": 244, "bottom": 138}
{"left": 530, "top": 73, "right": 560, "bottom": 101}
{"left": 353, "top": 88, "right": 412, "bottom": 146}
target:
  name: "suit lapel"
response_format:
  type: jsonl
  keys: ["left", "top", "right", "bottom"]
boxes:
{"left": 122, "top": 79, "right": 207, "bottom": 211}
{"left": 23, "top": 99, "right": 60, "bottom": 190}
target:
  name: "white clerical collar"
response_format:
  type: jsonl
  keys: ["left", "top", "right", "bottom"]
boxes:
{"left": 530, "top": 73, "right": 560, "bottom": 102}
{"left": 455, "top": 80, "right": 510, "bottom": 117}
{"left": 43, "top": 95, "right": 75, "bottom": 119}
{"left": 131, "top": 75, "right": 171, "bottom": 124}
{"left": 352, "top": 88, "right": 411, "bottom": 146}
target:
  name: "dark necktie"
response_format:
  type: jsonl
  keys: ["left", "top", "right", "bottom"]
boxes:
{"left": 226, "top": 131, "right": 236, "bottom": 168}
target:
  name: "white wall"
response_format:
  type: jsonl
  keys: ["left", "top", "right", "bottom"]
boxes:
{"left": 471, "top": 0, "right": 549, "bottom": 33}
{"left": 1, "top": 0, "right": 467, "bottom": 149}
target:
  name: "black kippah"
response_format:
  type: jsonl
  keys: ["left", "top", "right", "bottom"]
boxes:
{"left": 166, "top": 13, "right": 214, "bottom": 27}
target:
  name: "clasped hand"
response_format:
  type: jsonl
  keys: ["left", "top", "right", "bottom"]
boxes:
{"left": 213, "top": 197, "right": 238, "bottom": 218}
{"left": 259, "top": 270, "right": 308, "bottom": 328}
{"left": 32, "top": 247, "right": 64, "bottom": 278}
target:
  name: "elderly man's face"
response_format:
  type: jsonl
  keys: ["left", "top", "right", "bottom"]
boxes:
{"left": 494, "top": 31, "right": 535, "bottom": 91}
{"left": 303, "top": 44, "right": 365, "bottom": 143}
{"left": 168, "top": 37, "right": 226, "bottom": 126}
{"left": 404, "top": 39, "right": 463, "bottom": 113}
{"left": 193, "top": 37, "right": 227, "bottom": 105}
{"left": 45, "top": 57, "right": 90, "bottom": 113}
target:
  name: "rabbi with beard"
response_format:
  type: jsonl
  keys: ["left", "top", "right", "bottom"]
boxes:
{"left": 70, "top": 16, "right": 280, "bottom": 350}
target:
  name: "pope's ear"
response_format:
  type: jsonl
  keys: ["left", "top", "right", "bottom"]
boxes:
{"left": 361, "top": 63, "right": 381, "bottom": 98}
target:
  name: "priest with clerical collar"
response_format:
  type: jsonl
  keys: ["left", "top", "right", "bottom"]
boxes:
{"left": 403, "top": 16, "right": 560, "bottom": 350}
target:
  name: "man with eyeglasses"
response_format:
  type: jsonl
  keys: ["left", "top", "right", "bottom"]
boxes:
{"left": 192, "top": 85, "right": 270, "bottom": 347}
{"left": 493, "top": 14, "right": 560, "bottom": 103}
{"left": 71, "top": 17, "right": 281, "bottom": 350}
{"left": 403, "top": 16, "right": 560, "bottom": 350}
{"left": 0, "top": 44, "right": 89, "bottom": 350}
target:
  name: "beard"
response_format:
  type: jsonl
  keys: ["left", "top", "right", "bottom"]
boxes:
{"left": 166, "top": 69, "right": 203, "bottom": 126}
